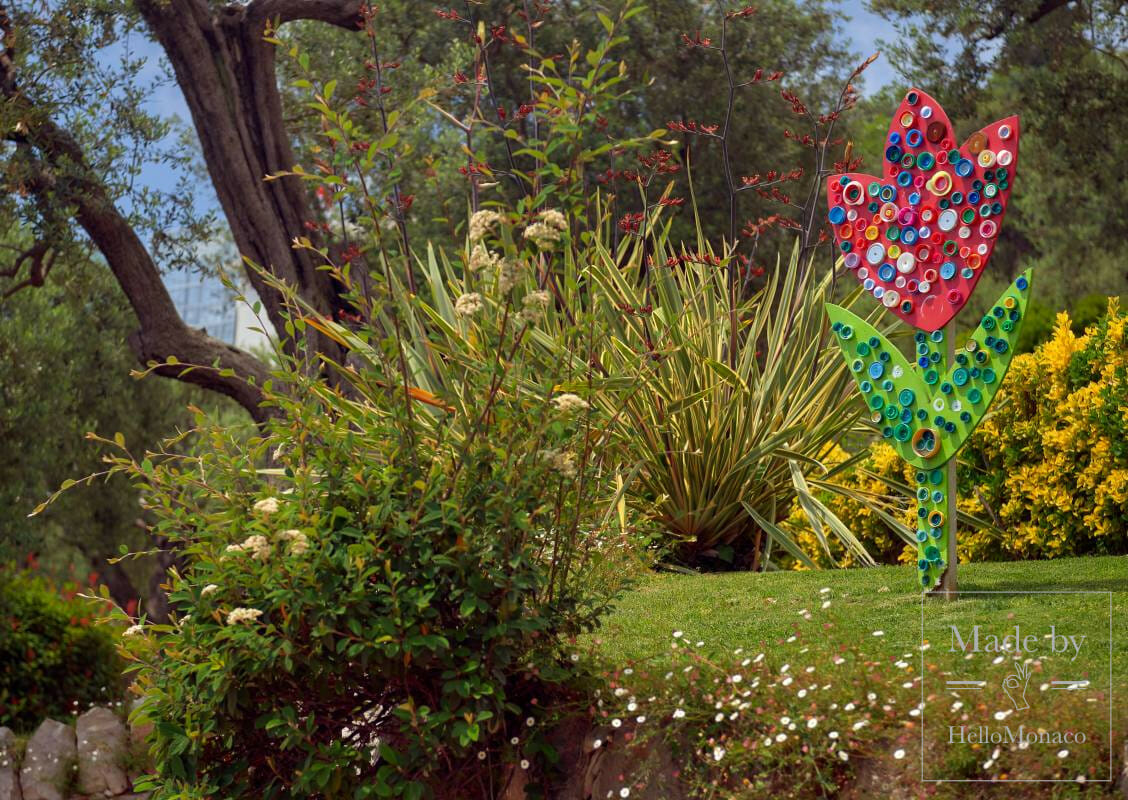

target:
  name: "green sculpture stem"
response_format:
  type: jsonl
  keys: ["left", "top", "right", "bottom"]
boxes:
{"left": 824, "top": 270, "right": 1034, "bottom": 590}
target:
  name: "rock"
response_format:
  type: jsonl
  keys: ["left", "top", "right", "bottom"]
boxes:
{"left": 128, "top": 720, "right": 152, "bottom": 751}
{"left": 76, "top": 707, "right": 130, "bottom": 796}
{"left": 1117, "top": 735, "right": 1128, "bottom": 799}
{"left": 0, "top": 727, "right": 21, "bottom": 800}
{"left": 19, "top": 719, "right": 74, "bottom": 800}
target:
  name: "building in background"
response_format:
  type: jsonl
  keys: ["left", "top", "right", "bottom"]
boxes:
{"left": 163, "top": 270, "right": 273, "bottom": 354}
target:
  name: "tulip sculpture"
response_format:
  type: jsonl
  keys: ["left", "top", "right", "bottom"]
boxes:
{"left": 824, "top": 88, "right": 1029, "bottom": 594}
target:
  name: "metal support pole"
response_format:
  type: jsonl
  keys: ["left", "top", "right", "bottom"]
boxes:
{"left": 937, "top": 326, "right": 958, "bottom": 599}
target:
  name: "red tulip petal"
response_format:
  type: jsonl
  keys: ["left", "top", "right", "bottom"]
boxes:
{"left": 826, "top": 88, "right": 1020, "bottom": 331}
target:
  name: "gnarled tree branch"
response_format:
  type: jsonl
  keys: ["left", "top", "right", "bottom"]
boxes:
{"left": 246, "top": 0, "right": 364, "bottom": 28}
{"left": 0, "top": 5, "right": 275, "bottom": 422}
{"left": 0, "top": 241, "right": 55, "bottom": 298}
{"left": 133, "top": 0, "right": 357, "bottom": 370}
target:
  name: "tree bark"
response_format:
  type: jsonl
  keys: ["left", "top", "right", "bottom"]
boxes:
{"left": 0, "top": 10, "right": 276, "bottom": 422}
{"left": 1, "top": 0, "right": 367, "bottom": 420}
{"left": 134, "top": 0, "right": 363, "bottom": 370}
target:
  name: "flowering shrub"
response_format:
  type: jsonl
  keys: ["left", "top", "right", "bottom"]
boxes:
{"left": 0, "top": 569, "right": 121, "bottom": 730}
{"left": 785, "top": 299, "right": 1128, "bottom": 567}
{"left": 959, "top": 300, "right": 1128, "bottom": 560}
{"left": 59, "top": 206, "right": 635, "bottom": 798}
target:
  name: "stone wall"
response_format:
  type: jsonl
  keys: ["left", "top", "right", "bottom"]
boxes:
{"left": 0, "top": 708, "right": 149, "bottom": 800}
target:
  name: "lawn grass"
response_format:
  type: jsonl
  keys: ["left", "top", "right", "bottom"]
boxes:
{"left": 587, "top": 556, "right": 1128, "bottom": 795}
{"left": 593, "top": 555, "right": 1128, "bottom": 690}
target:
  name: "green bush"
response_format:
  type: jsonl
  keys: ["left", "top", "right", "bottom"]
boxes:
{"left": 1014, "top": 293, "right": 1126, "bottom": 354}
{"left": 79, "top": 204, "right": 629, "bottom": 798}
{"left": 0, "top": 570, "right": 122, "bottom": 730}
{"left": 552, "top": 243, "right": 890, "bottom": 571}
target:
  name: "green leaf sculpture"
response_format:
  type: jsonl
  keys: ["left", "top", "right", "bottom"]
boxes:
{"left": 824, "top": 269, "right": 1033, "bottom": 589}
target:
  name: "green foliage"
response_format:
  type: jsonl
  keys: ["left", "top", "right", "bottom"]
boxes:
{"left": 0, "top": 569, "right": 122, "bottom": 731}
{"left": 0, "top": 255, "right": 213, "bottom": 612}
{"left": 1013, "top": 297, "right": 1057, "bottom": 354}
{"left": 272, "top": 14, "right": 906, "bottom": 576}
{"left": 80, "top": 209, "right": 627, "bottom": 798}
{"left": 0, "top": 2, "right": 217, "bottom": 272}
{"left": 278, "top": 0, "right": 855, "bottom": 253}
{"left": 536, "top": 230, "right": 900, "bottom": 571}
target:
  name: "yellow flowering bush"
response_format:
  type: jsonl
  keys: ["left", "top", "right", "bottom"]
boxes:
{"left": 788, "top": 300, "right": 1128, "bottom": 568}
{"left": 959, "top": 300, "right": 1128, "bottom": 560}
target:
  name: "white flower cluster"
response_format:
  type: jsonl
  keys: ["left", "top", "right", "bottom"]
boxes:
{"left": 279, "top": 529, "right": 310, "bottom": 556}
{"left": 122, "top": 625, "right": 145, "bottom": 638}
{"left": 519, "top": 290, "right": 551, "bottom": 323}
{"left": 455, "top": 292, "right": 484, "bottom": 318}
{"left": 469, "top": 210, "right": 501, "bottom": 242}
{"left": 226, "top": 534, "right": 271, "bottom": 560}
{"left": 253, "top": 496, "right": 280, "bottom": 515}
{"left": 540, "top": 448, "right": 577, "bottom": 478}
{"left": 468, "top": 243, "right": 500, "bottom": 273}
{"left": 201, "top": 583, "right": 220, "bottom": 597}
{"left": 551, "top": 393, "right": 589, "bottom": 413}
{"left": 226, "top": 607, "right": 263, "bottom": 626}
{"left": 523, "top": 209, "right": 568, "bottom": 249}
{"left": 497, "top": 257, "right": 523, "bottom": 293}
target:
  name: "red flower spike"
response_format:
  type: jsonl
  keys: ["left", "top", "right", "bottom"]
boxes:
{"left": 825, "top": 88, "right": 1020, "bottom": 331}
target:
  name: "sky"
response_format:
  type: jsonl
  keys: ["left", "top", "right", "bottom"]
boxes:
{"left": 125, "top": 0, "right": 899, "bottom": 204}
{"left": 839, "top": 0, "right": 899, "bottom": 89}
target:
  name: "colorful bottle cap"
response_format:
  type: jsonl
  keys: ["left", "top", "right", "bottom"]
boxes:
{"left": 912, "top": 427, "right": 940, "bottom": 458}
